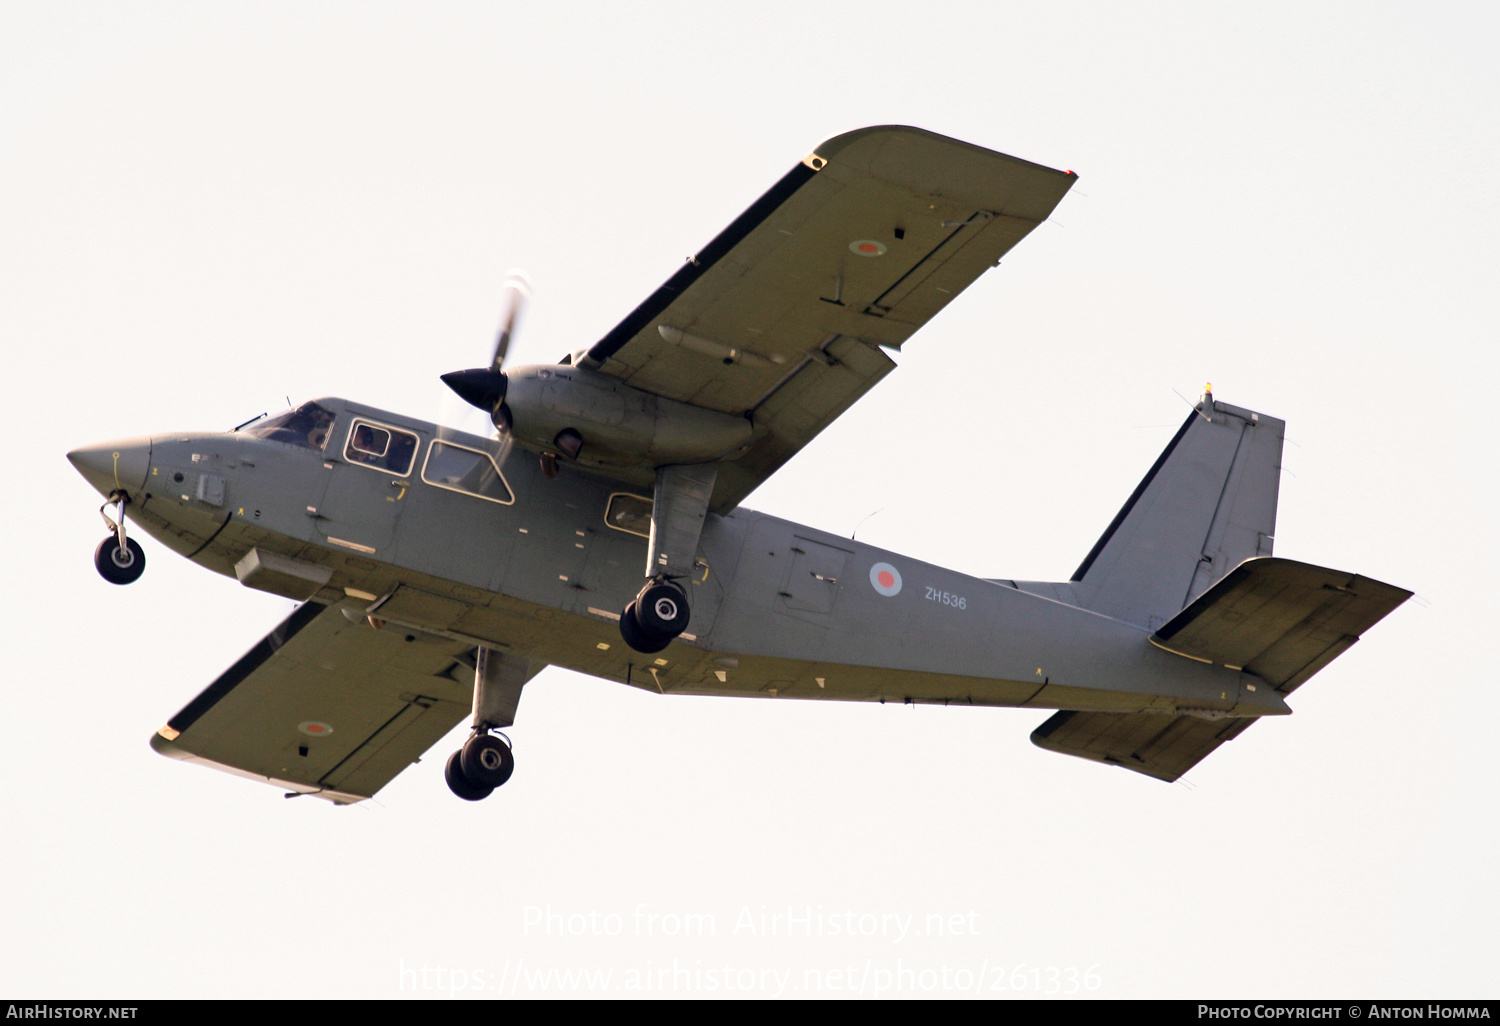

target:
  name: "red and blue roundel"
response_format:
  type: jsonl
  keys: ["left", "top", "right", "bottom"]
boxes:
{"left": 869, "top": 562, "right": 902, "bottom": 597}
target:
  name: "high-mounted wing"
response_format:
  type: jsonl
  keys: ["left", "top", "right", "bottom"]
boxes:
{"left": 150, "top": 602, "right": 512, "bottom": 803}
{"left": 577, "top": 126, "right": 1076, "bottom": 512}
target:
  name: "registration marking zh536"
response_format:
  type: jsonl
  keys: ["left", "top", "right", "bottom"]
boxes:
{"left": 925, "top": 587, "right": 967, "bottom": 610}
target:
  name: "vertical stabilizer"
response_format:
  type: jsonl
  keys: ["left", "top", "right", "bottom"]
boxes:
{"left": 1069, "top": 392, "right": 1284, "bottom": 630}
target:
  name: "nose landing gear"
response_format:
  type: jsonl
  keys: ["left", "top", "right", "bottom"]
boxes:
{"left": 94, "top": 493, "right": 145, "bottom": 585}
{"left": 95, "top": 536, "right": 145, "bottom": 585}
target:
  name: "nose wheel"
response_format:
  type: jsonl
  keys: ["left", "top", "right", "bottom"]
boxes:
{"left": 445, "top": 731, "right": 515, "bottom": 801}
{"left": 95, "top": 536, "right": 146, "bottom": 585}
{"left": 94, "top": 492, "right": 145, "bottom": 585}
{"left": 619, "top": 579, "right": 689, "bottom": 653}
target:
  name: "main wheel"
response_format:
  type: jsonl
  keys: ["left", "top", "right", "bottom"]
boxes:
{"left": 94, "top": 536, "right": 145, "bottom": 585}
{"left": 444, "top": 750, "right": 494, "bottom": 801}
{"left": 635, "top": 582, "right": 690, "bottom": 637}
{"left": 619, "top": 602, "right": 671, "bottom": 654}
{"left": 461, "top": 733, "right": 515, "bottom": 789}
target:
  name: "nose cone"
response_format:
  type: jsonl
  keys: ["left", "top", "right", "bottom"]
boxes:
{"left": 67, "top": 437, "right": 152, "bottom": 498}
{"left": 441, "top": 367, "right": 508, "bottom": 413}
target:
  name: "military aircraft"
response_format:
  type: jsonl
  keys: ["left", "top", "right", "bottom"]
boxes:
{"left": 67, "top": 126, "right": 1409, "bottom": 804}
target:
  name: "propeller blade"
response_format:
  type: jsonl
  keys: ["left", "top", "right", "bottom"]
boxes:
{"left": 489, "top": 415, "right": 514, "bottom": 469}
{"left": 490, "top": 271, "right": 532, "bottom": 370}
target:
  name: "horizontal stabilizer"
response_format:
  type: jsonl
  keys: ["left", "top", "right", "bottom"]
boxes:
{"left": 1150, "top": 557, "right": 1412, "bottom": 693}
{"left": 1031, "top": 710, "right": 1256, "bottom": 783}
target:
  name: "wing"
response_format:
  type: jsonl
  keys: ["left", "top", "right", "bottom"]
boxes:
{"left": 577, "top": 126, "right": 1077, "bottom": 512}
{"left": 149, "top": 602, "right": 496, "bottom": 804}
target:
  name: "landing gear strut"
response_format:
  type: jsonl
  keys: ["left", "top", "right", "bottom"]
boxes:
{"left": 94, "top": 492, "right": 145, "bottom": 585}
{"left": 617, "top": 462, "right": 713, "bottom": 654}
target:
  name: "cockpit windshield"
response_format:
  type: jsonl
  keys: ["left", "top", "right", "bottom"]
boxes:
{"left": 242, "top": 401, "right": 336, "bottom": 451}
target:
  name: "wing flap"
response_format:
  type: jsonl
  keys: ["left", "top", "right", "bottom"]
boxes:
{"left": 1150, "top": 557, "right": 1411, "bottom": 692}
{"left": 1031, "top": 710, "right": 1257, "bottom": 783}
{"left": 151, "top": 601, "right": 479, "bottom": 803}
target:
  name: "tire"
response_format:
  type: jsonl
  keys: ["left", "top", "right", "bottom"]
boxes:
{"left": 619, "top": 602, "right": 671, "bottom": 654}
{"left": 635, "top": 582, "right": 690, "bottom": 637}
{"left": 461, "top": 733, "right": 515, "bottom": 789}
{"left": 444, "top": 750, "right": 494, "bottom": 801}
{"left": 94, "top": 536, "right": 146, "bottom": 585}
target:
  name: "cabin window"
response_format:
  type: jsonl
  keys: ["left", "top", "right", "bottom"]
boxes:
{"left": 421, "top": 441, "right": 515, "bottom": 505}
{"left": 242, "top": 402, "right": 336, "bottom": 451}
{"left": 604, "top": 493, "right": 653, "bottom": 538}
{"left": 343, "top": 418, "right": 418, "bottom": 476}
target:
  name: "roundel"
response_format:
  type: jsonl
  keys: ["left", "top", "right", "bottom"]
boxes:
{"left": 869, "top": 562, "right": 902, "bottom": 597}
{"left": 849, "top": 239, "right": 887, "bottom": 257}
{"left": 298, "top": 721, "right": 334, "bottom": 738}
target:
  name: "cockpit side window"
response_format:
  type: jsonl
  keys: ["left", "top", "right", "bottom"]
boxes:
{"left": 242, "top": 402, "right": 336, "bottom": 451}
{"left": 343, "top": 417, "right": 418, "bottom": 476}
{"left": 350, "top": 424, "right": 391, "bottom": 459}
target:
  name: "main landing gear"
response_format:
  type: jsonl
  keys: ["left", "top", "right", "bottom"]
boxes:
{"left": 444, "top": 731, "right": 515, "bottom": 801}
{"left": 94, "top": 492, "right": 145, "bottom": 585}
{"left": 618, "top": 462, "right": 713, "bottom": 654}
{"left": 619, "top": 578, "right": 690, "bottom": 654}
{"left": 445, "top": 647, "right": 529, "bottom": 802}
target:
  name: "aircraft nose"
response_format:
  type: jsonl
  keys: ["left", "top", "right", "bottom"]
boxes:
{"left": 66, "top": 437, "right": 152, "bottom": 499}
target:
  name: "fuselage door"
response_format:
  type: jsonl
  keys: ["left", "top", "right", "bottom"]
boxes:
{"left": 315, "top": 417, "right": 423, "bottom": 555}
{"left": 777, "top": 536, "right": 853, "bottom": 622}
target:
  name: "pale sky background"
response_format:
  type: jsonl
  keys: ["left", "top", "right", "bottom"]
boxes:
{"left": 3, "top": 1, "right": 1496, "bottom": 999}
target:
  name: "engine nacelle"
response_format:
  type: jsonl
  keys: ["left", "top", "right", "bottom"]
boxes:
{"left": 501, "top": 365, "right": 753, "bottom": 469}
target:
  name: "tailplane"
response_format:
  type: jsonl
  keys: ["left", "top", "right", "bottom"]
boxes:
{"left": 1032, "top": 557, "right": 1411, "bottom": 781}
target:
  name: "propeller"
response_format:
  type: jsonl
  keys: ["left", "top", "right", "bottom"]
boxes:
{"left": 441, "top": 271, "right": 531, "bottom": 431}
{"left": 436, "top": 271, "right": 532, "bottom": 468}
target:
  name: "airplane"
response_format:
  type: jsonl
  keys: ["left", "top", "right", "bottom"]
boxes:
{"left": 67, "top": 126, "right": 1410, "bottom": 804}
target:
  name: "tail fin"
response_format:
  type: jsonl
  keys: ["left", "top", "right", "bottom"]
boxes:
{"left": 1069, "top": 391, "right": 1284, "bottom": 629}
